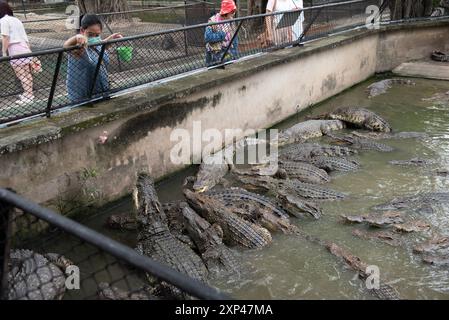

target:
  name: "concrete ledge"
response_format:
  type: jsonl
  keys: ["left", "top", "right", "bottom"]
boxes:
{"left": 393, "top": 60, "right": 449, "bottom": 80}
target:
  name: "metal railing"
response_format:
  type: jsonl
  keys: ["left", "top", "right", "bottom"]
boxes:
{"left": 0, "top": 188, "right": 230, "bottom": 300}
{"left": 0, "top": 0, "right": 447, "bottom": 127}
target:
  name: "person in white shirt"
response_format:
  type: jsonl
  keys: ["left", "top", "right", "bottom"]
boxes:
{"left": 265, "top": 0, "right": 304, "bottom": 46}
{"left": 0, "top": 1, "right": 34, "bottom": 105}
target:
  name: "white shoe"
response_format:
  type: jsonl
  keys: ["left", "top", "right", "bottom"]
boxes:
{"left": 15, "top": 94, "right": 34, "bottom": 105}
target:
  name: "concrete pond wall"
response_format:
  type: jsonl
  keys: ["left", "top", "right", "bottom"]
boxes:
{"left": 1, "top": 19, "right": 448, "bottom": 215}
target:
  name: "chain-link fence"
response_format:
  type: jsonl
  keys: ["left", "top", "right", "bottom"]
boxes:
{"left": 18, "top": 2, "right": 216, "bottom": 51}
{"left": 1, "top": 0, "right": 448, "bottom": 126}
{"left": 8, "top": 0, "right": 75, "bottom": 18}
{"left": 0, "top": 188, "right": 229, "bottom": 300}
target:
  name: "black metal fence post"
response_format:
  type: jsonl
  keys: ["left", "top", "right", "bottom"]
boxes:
{"left": 217, "top": 20, "right": 243, "bottom": 66}
{"left": 46, "top": 52, "right": 64, "bottom": 118}
{"left": 0, "top": 199, "right": 13, "bottom": 300}
{"left": 378, "top": 0, "right": 390, "bottom": 22}
{"left": 21, "top": 0, "right": 27, "bottom": 20}
{"left": 89, "top": 44, "right": 107, "bottom": 99}
{"left": 298, "top": 7, "right": 323, "bottom": 44}
{"left": 183, "top": 1, "right": 189, "bottom": 58}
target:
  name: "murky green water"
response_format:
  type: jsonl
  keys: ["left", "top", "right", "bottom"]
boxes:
{"left": 213, "top": 77, "right": 449, "bottom": 300}
{"left": 35, "top": 76, "right": 449, "bottom": 300}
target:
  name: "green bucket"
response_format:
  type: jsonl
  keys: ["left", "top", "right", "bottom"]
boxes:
{"left": 116, "top": 46, "right": 133, "bottom": 62}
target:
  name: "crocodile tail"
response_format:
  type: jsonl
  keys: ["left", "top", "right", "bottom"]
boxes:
{"left": 305, "top": 113, "right": 328, "bottom": 121}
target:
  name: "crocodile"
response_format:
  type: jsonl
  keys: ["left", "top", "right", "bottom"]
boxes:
{"left": 193, "top": 161, "right": 230, "bottom": 193}
{"left": 279, "top": 143, "right": 357, "bottom": 162}
{"left": 163, "top": 201, "right": 196, "bottom": 249}
{"left": 205, "top": 187, "right": 304, "bottom": 231}
{"left": 423, "top": 90, "right": 449, "bottom": 105}
{"left": 8, "top": 249, "right": 68, "bottom": 300}
{"left": 352, "top": 229, "right": 402, "bottom": 247}
{"left": 181, "top": 204, "right": 240, "bottom": 276}
{"left": 277, "top": 120, "right": 346, "bottom": 145}
{"left": 325, "top": 242, "right": 401, "bottom": 300}
{"left": 204, "top": 186, "right": 320, "bottom": 232}
{"left": 220, "top": 178, "right": 324, "bottom": 219}
{"left": 310, "top": 107, "right": 392, "bottom": 132}
{"left": 205, "top": 187, "right": 290, "bottom": 220}
{"left": 327, "top": 133, "right": 394, "bottom": 152}
{"left": 278, "top": 161, "right": 330, "bottom": 184}
{"left": 434, "top": 169, "right": 449, "bottom": 177}
{"left": 393, "top": 220, "right": 431, "bottom": 233}
{"left": 373, "top": 192, "right": 449, "bottom": 214}
{"left": 191, "top": 137, "right": 275, "bottom": 192}
{"left": 366, "top": 79, "right": 416, "bottom": 98}
{"left": 230, "top": 160, "right": 279, "bottom": 178}
{"left": 422, "top": 254, "right": 449, "bottom": 266}
{"left": 342, "top": 211, "right": 404, "bottom": 228}
{"left": 389, "top": 158, "right": 434, "bottom": 167}
{"left": 235, "top": 175, "right": 346, "bottom": 201}
{"left": 225, "top": 200, "right": 300, "bottom": 234}
{"left": 133, "top": 173, "right": 208, "bottom": 299}
{"left": 98, "top": 283, "right": 154, "bottom": 300}
{"left": 106, "top": 213, "right": 137, "bottom": 230}
{"left": 106, "top": 202, "right": 196, "bottom": 250}
{"left": 308, "top": 156, "right": 360, "bottom": 172}
{"left": 350, "top": 130, "right": 428, "bottom": 140}
{"left": 413, "top": 236, "right": 449, "bottom": 254}
{"left": 275, "top": 190, "right": 322, "bottom": 219}
{"left": 184, "top": 189, "right": 273, "bottom": 249}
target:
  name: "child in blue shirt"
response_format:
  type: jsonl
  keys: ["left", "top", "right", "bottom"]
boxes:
{"left": 64, "top": 15, "right": 122, "bottom": 103}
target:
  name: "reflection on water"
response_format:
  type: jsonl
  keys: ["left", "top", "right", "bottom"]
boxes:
{"left": 40, "top": 77, "right": 449, "bottom": 299}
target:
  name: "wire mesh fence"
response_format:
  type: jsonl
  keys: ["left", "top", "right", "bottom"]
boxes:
{"left": 8, "top": 0, "right": 75, "bottom": 18}
{"left": 18, "top": 2, "right": 217, "bottom": 51}
{"left": 0, "top": 0, "right": 447, "bottom": 126}
{"left": 0, "top": 188, "right": 229, "bottom": 300}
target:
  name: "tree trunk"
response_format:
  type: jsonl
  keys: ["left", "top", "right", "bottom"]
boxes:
{"left": 76, "top": 0, "right": 130, "bottom": 14}
{"left": 389, "top": 0, "right": 434, "bottom": 19}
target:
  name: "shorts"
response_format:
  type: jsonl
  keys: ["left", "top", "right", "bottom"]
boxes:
{"left": 8, "top": 42, "right": 32, "bottom": 66}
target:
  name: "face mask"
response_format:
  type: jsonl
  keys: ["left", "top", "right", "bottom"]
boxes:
{"left": 87, "top": 36, "right": 101, "bottom": 45}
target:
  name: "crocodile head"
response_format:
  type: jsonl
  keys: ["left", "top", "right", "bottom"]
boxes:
{"left": 181, "top": 204, "right": 223, "bottom": 253}
{"left": 277, "top": 191, "right": 322, "bottom": 219}
{"left": 183, "top": 189, "right": 212, "bottom": 215}
{"left": 276, "top": 132, "right": 293, "bottom": 146}
{"left": 372, "top": 198, "right": 410, "bottom": 211}
{"left": 193, "top": 162, "right": 230, "bottom": 193}
{"left": 133, "top": 173, "right": 167, "bottom": 227}
{"left": 106, "top": 214, "right": 137, "bottom": 230}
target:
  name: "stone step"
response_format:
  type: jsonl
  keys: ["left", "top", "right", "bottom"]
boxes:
{"left": 393, "top": 60, "right": 449, "bottom": 81}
